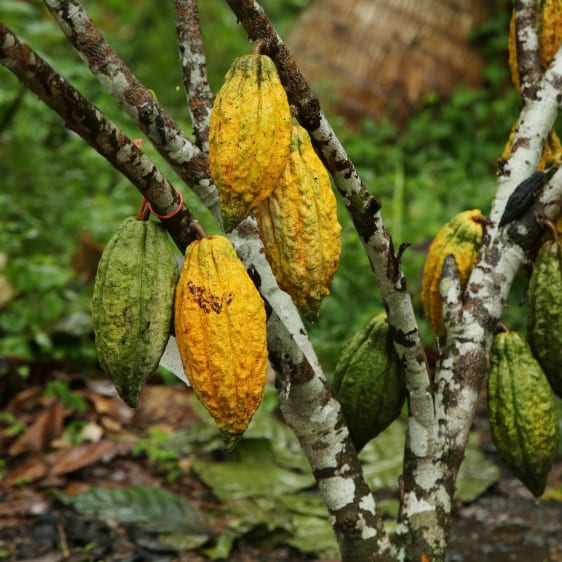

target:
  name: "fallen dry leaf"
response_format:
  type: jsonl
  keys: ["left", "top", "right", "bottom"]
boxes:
{"left": 48, "top": 440, "right": 119, "bottom": 477}
{"left": 2, "top": 456, "right": 49, "bottom": 487}
{"left": 6, "top": 386, "right": 44, "bottom": 413}
{"left": 8, "top": 400, "right": 64, "bottom": 456}
{"left": 132, "top": 385, "right": 197, "bottom": 428}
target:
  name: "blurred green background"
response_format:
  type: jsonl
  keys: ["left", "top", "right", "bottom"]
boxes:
{"left": 0, "top": 0, "right": 523, "bottom": 379}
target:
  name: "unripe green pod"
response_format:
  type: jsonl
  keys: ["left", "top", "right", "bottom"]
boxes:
{"left": 333, "top": 313, "right": 406, "bottom": 452}
{"left": 92, "top": 217, "right": 178, "bottom": 408}
{"left": 528, "top": 237, "right": 562, "bottom": 397}
{"left": 487, "top": 331, "right": 559, "bottom": 497}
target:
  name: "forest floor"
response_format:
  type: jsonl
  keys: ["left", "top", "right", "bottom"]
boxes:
{"left": 0, "top": 359, "right": 561, "bottom": 562}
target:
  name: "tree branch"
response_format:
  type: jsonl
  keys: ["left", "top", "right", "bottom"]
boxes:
{"left": 223, "top": 0, "right": 433, "bottom": 485}
{"left": 43, "top": 0, "right": 220, "bottom": 220}
{"left": 513, "top": 0, "right": 542, "bottom": 97}
{"left": 0, "top": 22, "right": 203, "bottom": 250}
{"left": 230, "top": 219, "right": 396, "bottom": 562}
{"left": 396, "top": 39, "right": 562, "bottom": 561}
{"left": 173, "top": 0, "right": 215, "bottom": 153}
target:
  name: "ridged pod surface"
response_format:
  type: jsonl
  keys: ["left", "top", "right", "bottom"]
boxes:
{"left": 174, "top": 235, "right": 268, "bottom": 449}
{"left": 487, "top": 331, "right": 559, "bottom": 497}
{"left": 421, "top": 209, "right": 484, "bottom": 337}
{"left": 528, "top": 236, "right": 562, "bottom": 397}
{"left": 332, "top": 313, "right": 406, "bottom": 452}
{"left": 209, "top": 54, "right": 292, "bottom": 232}
{"left": 92, "top": 217, "right": 179, "bottom": 408}
{"left": 255, "top": 124, "right": 342, "bottom": 321}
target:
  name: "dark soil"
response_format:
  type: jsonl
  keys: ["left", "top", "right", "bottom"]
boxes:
{"left": 1, "top": 365, "right": 561, "bottom": 562}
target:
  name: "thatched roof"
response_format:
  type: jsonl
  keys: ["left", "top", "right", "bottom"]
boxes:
{"left": 286, "top": 0, "right": 491, "bottom": 125}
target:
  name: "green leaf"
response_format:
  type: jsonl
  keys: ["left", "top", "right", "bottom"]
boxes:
{"left": 456, "top": 434, "right": 501, "bottom": 503}
{"left": 201, "top": 497, "right": 293, "bottom": 560}
{"left": 285, "top": 513, "right": 339, "bottom": 558}
{"left": 358, "top": 419, "right": 407, "bottom": 490}
{"left": 53, "top": 485, "right": 211, "bottom": 536}
{"left": 277, "top": 492, "right": 330, "bottom": 518}
{"left": 191, "top": 457, "right": 315, "bottom": 502}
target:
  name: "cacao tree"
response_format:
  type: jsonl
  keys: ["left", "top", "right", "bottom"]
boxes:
{"left": 1, "top": 1, "right": 562, "bottom": 560}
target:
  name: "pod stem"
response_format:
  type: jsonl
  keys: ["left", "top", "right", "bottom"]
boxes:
{"left": 542, "top": 216, "right": 560, "bottom": 245}
{"left": 252, "top": 38, "right": 267, "bottom": 55}
{"left": 138, "top": 198, "right": 151, "bottom": 221}
{"left": 495, "top": 322, "right": 510, "bottom": 336}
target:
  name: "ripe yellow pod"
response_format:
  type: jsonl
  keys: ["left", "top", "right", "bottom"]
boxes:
{"left": 174, "top": 235, "right": 268, "bottom": 449}
{"left": 209, "top": 54, "right": 292, "bottom": 232}
{"left": 255, "top": 124, "right": 342, "bottom": 321}
{"left": 421, "top": 210, "right": 484, "bottom": 337}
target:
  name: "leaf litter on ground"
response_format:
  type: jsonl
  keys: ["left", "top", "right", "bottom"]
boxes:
{"left": 0, "top": 375, "right": 517, "bottom": 561}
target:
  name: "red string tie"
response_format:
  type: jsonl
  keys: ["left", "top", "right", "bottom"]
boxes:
{"left": 141, "top": 190, "right": 184, "bottom": 220}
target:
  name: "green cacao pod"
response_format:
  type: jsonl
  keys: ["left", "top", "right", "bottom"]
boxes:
{"left": 333, "top": 313, "right": 406, "bottom": 452}
{"left": 209, "top": 54, "right": 292, "bottom": 232}
{"left": 528, "top": 236, "right": 562, "bottom": 397}
{"left": 421, "top": 209, "right": 484, "bottom": 337}
{"left": 255, "top": 124, "right": 342, "bottom": 321}
{"left": 487, "top": 331, "right": 559, "bottom": 497}
{"left": 92, "top": 217, "right": 179, "bottom": 408}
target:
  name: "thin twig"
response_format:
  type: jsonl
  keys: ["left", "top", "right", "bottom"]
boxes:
{"left": 43, "top": 0, "right": 220, "bottom": 221}
{"left": 174, "top": 0, "right": 215, "bottom": 152}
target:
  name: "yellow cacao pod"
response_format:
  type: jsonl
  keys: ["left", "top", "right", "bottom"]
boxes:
{"left": 174, "top": 235, "right": 268, "bottom": 449}
{"left": 209, "top": 54, "right": 292, "bottom": 232}
{"left": 92, "top": 217, "right": 178, "bottom": 408}
{"left": 255, "top": 124, "right": 341, "bottom": 321}
{"left": 421, "top": 210, "right": 484, "bottom": 337}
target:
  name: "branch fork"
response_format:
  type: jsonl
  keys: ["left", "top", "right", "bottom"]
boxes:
{"left": 3, "top": 1, "right": 562, "bottom": 560}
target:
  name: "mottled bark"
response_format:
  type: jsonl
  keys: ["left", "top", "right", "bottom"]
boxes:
{"left": 513, "top": 0, "right": 542, "bottom": 98}
{"left": 397, "top": 37, "right": 562, "bottom": 562}
{"left": 224, "top": 0, "right": 432, "bottom": 486}
{"left": 173, "top": 0, "right": 215, "bottom": 153}
{"left": 230, "top": 220, "right": 396, "bottom": 562}
{"left": 3, "top": 1, "right": 562, "bottom": 560}
{"left": 43, "top": 0, "right": 220, "bottom": 218}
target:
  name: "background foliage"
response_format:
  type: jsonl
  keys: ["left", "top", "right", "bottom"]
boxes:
{"left": 1, "top": 1, "right": 521, "bottom": 377}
